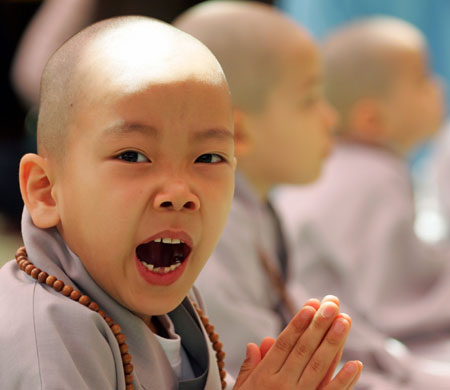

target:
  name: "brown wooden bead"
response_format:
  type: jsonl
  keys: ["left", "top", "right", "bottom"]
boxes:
{"left": 38, "top": 271, "right": 48, "bottom": 283}
{"left": 205, "top": 324, "right": 214, "bottom": 333}
{"left": 19, "top": 260, "right": 30, "bottom": 270}
{"left": 30, "top": 267, "right": 41, "bottom": 279}
{"left": 53, "top": 280, "right": 64, "bottom": 292}
{"left": 124, "top": 363, "right": 134, "bottom": 374}
{"left": 218, "top": 361, "right": 225, "bottom": 369}
{"left": 213, "top": 341, "right": 223, "bottom": 351}
{"left": 79, "top": 295, "right": 91, "bottom": 306}
{"left": 105, "top": 316, "right": 114, "bottom": 326}
{"left": 97, "top": 310, "right": 106, "bottom": 318}
{"left": 122, "top": 353, "right": 132, "bottom": 364}
{"left": 21, "top": 260, "right": 30, "bottom": 269}
{"left": 125, "top": 374, "right": 134, "bottom": 385}
{"left": 201, "top": 316, "right": 209, "bottom": 326}
{"left": 210, "top": 333, "right": 219, "bottom": 343}
{"left": 221, "top": 380, "right": 227, "bottom": 389}
{"left": 88, "top": 301, "right": 99, "bottom": 311}
{"left": 220, "top": 369, "right": 226, "bottom": 379}
{"left": 45, "top": 275, "right": 56, "bottom": 287}
{"left": 116, "top": 333, "right": 126, "bottom": 344}
{"left": 126, "top": 385, "right": 134, "bottom": 390}
{"left": 111, "top": 324, "right": 121, "bottom": 335}
{"left": 25, "top": 264, "right": 34, "bottom": 275}
{"left": 120, "top": 344, "right": 129, "bottom": 354}
{"left": 62, "top": 285, "right": 73, "bottom": 296}
{"left": 216, "top": 351, "right": 226, "bottom": 360}
{"left": 70, "top": 290, "right": 81, "bottom": 301}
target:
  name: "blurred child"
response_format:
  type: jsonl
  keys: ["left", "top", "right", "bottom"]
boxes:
{"left": 274, "top": 16, "right": 450, "bottom": 363}
{"left": 0, "top": 15, "right": 362, "bottom": 390}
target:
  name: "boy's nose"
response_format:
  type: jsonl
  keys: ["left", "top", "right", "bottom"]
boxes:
{"left": 153, "top": 181, "right": 200, "bottom": 212}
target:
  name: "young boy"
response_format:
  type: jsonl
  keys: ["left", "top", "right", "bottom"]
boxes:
{"left": 0, "top": 15, "right": 362, "bottom": 390}
{"left": 173, "top": 0, "right": 337, "bottom": 377}
{"left": 274, "top": 17, "right": 450, "bottom": 363}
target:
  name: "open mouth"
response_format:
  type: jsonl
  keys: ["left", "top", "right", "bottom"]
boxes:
{"left": 136, "top": 238, "right": 191, "bottom": 274}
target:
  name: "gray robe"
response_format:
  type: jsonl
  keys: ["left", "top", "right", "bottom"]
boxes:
{"left": 274, "top": 141, "right": 450, "bottom": 387}
{"left": 198, "top": 171, "right": 450, "bottom": 389}
{"left": 0, "top": 209, "right": 228, "bottom": 389}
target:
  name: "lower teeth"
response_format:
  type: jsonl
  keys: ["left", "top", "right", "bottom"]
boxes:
{"left": 141, "top": 261, "right": 182, "bottom": 273}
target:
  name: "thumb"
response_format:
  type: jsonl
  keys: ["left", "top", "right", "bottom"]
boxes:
{"left": 233, "top": 343, "right": 261, "bottom": 389}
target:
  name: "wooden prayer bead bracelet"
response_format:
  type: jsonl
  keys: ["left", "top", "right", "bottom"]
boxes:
{"left": 15, "top": 246, "right": 227, "bottom": 390}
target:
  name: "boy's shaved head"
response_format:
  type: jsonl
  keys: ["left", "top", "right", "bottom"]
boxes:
{"left": 322, "top": 16, "right": 426, "bottom": 130}
{"left": 173, "top": 1, "right": 312, "bottom": 112}
{"left": 38, "top": 15, "right": 226, "bottom": 160}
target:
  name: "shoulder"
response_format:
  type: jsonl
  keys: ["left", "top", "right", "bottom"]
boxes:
{"left": 336, "top": 143, "right": 408, "bottom": 184}
{"left": 0, "top": 262, "right": 117, "bottom": 388}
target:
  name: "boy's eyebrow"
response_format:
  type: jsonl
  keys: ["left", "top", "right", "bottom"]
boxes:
{"left": 189, "top": 128, "right": 234, "bottom": 142}
{"left": 102, "top": 122, "right": 233, "bottom": 141}
{"left": 103, "top": 122, "right": 159, "bottom": 138}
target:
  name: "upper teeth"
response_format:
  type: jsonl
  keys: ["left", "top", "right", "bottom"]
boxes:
{"left": 153, "top": 238, "right": 182, "bottom": 244}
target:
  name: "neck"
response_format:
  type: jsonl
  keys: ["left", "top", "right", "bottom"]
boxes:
{"left": 136, "top": 313, "right": 167, "bottom": 337}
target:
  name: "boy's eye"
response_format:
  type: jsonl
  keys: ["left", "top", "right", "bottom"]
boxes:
{"left": 195, "top": 153, "right": 224, "bottom": 164}
{"left": 117, "top": 151, "right": 150, "bottom": 163}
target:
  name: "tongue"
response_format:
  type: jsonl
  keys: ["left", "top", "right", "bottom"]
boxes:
{"left": 136, "top": 242, "right": 185, "bottom": 268}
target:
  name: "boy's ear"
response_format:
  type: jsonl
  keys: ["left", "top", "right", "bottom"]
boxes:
{"left": 348, "top": 98, "right": 386, "bottom": 143}
{"left": 19, "top": 153, "right": 60, "bottom": 229}
{"left": 233, "top": 109, "right": 254, "bottom": 158}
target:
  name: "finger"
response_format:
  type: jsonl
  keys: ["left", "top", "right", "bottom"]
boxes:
{"left": 347, "top": 361, "right": 363, "bottom": 388}
{"left": 280, "top": 301, "right": 339, "bottom": 377}
{"left": 318, "top": 344, "right": 344, "bottom": 388}
{"left": 297, "top": 315, "right": 350, "bottom": 388}
{"left": 261, "top": 305, "right": 316, "bottom": 373}
{"left": 304, "top": 298, "right": 321, "bottom": 310}
{"left": 322, "top": 295, "right": 340, "bottom": 308}
{"left": 234, "top": 343, "right": 262, "bottom": 388}
{"left": 318, "top": 314, "right": 353, "bottom": 387}
{"left": 322, "top": 361, "right": 363, "bottom": 390}
{"left": 259, "top": 337, "right": 275, "bottom": 359}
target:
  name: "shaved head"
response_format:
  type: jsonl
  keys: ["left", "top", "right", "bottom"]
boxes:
{"left": 322, "top": 16, "right": 426, "bottom": 131}
{"left": 37, "top": 15, "right": 226, "bottom": 160}
{"left": 173, "top": 1, "right": 313, "bottom": 113}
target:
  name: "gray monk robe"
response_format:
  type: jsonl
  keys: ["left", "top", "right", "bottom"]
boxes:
{"left": 0, "top": 209, "right": 228, "bottom": 390}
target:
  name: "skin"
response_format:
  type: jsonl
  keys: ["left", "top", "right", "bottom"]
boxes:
{"left": 237, "top": 296, "right": 363, "bottom": 390}
{"left": 238, "top": 37, "right": 337, "bottom": 198}
{"left": 380, "top": 47, "right": 443, "bottom": 155}
{"left": 19, "top": 16, "right": 362, "bottom": 389}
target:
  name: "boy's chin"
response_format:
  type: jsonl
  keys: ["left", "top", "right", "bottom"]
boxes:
{"left": 131, "top": 290, "right": 190, "bottom": 317}
{"left": 291, "top": 169, "right": 322, "bottom": 186}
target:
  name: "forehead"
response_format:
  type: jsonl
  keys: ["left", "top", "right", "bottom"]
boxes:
{"left": 387, "top": 46, "right": 428, "bottom": 82}
{"left": 68, "top": 77, "right": 233, "bottom": 147}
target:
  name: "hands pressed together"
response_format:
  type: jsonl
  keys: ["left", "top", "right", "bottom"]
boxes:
{"left": 234, "top": 296, "right": 363, "bottom": 390}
